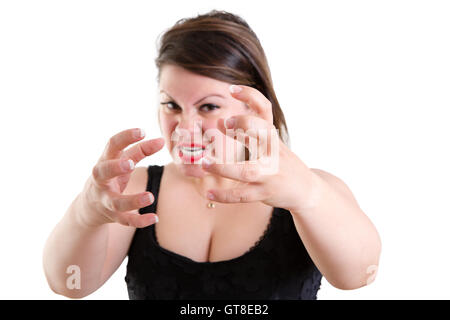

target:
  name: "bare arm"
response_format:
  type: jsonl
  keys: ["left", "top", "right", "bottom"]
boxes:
{"left": 42, "top": 189, "right": 111, "bottom": 298}
{"left": 290, "top": 169, "right": 382, "bottom": 290}
{"left": 43, "top": 128, "right": 164, "bottom": 298}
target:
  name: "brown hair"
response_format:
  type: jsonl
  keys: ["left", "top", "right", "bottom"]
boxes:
{"left": 155, "top": 10, "right": 289, "bottom": 146}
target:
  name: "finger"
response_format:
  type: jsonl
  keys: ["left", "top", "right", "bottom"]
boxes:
{"left": 201, "top": 157, "right": 262, "bottom": 182}
{"left": 209, "top": 120, "right": 253, "bottom": 158}
{"left": 121, "top": 137, "right": 165, "bottom": 165}
{"left": 229, "top": 85, "right": 273, "bottom": 123}
{"left": 107, "top": 192, "right": 154, "bottom": 213}
{"left": 102, "top": 128, "right": 146, "bottom": 160}
{"left": 209, "top": 119, "right": 263, "bottom": 162}
{"left": 222, "top": 115, "right": 275, "bottom": 145}
{"left": 119, "top": 212, "right": 159, "bottom": 228}
{"left": 207, "top": 185, "right": 265, "bottom": 203}
{"left": 92, "top": 158, "right": 135, "bottom": 183}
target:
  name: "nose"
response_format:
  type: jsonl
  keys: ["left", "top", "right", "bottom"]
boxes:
{"left": 174, "top": 114, "right": 204, "bottom": 145}
{"left": 177, "top": 113, "right": 203, "bottom": 132}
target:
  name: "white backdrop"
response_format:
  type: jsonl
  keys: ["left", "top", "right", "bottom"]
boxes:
{"left": 1, "top": 0, "right": 449, "bottom": 300}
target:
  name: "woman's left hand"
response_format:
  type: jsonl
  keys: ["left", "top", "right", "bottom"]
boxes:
{"left": 201, "top": 85, "right": 320, "bottom": 213}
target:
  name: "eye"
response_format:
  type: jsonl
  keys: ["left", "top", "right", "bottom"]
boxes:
{"left": 200, "top": 104, "right": 220, "bottom": 112}
{"left": 161, "top": 101, "right": 220, "bottom": 113}
{"left": 160, "top": 101, "right": 180, "bottom": 111}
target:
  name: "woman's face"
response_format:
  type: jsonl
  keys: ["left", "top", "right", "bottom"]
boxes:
{"left": 158, "top": 64, "right": 251, "bottom": 178}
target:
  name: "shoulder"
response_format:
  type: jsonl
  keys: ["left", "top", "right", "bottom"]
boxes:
{"left": 130, "top": 164, "right": 166, "bottom": 192}
{"left": 310, "top": 168, "right": 359, "bottom": 206}
{"left": 310, "top": 168, "right": 342, "bottom": 184}
{"left": 123, "top": 166, "right": 149, "bottom": 195}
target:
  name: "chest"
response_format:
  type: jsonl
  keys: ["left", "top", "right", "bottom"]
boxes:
{"left": 154, "top": 172, "right": 274, "bottom": 263}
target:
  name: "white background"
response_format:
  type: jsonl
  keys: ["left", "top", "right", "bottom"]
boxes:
{"left": 0, "top": 0, "right": 449, "bottom": 300}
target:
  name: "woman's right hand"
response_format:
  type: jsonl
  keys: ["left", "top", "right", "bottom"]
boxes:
{"left": 78, "top": 128, "right": 165, "bottom": 228}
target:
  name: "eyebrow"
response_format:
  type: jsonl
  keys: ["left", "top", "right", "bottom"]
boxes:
{"left": 159, "top": 90, "right": 225, "bottom": 105}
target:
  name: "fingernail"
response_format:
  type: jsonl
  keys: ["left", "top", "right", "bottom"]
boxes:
{"left": 122, "top": 159, "right": 134, "bottom": 171}
{"left": 135, "top": 128, "right": 145, "bottom": 139}
{"left": 207, "top": 192, "right": 215, "bottom": 200}
{"left": 225, "top": 117, "right": 236, "bottom": 129}
{"left": 141, "top": 193, "right": 153, "bottom": 205}
{"left": 153, "top": 215, "right": 159, "bottom": 223}
{"left": 229, "top": 85, "right": 242, "bottom": 94}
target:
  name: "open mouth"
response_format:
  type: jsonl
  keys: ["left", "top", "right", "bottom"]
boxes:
{"left": 178, "top": 144, "right": 207, "bottom": 163}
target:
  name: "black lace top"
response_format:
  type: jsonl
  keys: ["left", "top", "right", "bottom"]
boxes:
{"left": 125, "top": 165, "right": 322, "bottom": 300}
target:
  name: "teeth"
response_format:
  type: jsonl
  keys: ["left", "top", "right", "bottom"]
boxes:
{"left": 182, "top": 147, "right": 202, "bottom": 151}
{"left": 180, "top": 146, "right": 204, "bottom": 156}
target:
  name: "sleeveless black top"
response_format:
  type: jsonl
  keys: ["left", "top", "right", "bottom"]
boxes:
{"left": 125, "top": 165, "right": 322, "bottom": 300}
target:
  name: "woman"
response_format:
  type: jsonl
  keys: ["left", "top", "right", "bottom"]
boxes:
{"left": 43, "top": 10, "right": 381, "bottom": 300}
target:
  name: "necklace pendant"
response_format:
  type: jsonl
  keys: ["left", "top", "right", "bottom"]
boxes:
{"left": 207, "top": 202, "right": 215, "bottom": 209}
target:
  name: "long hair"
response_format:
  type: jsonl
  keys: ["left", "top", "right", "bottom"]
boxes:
{"left": 155, "top": 10, "right": 289, "bottom": 146}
